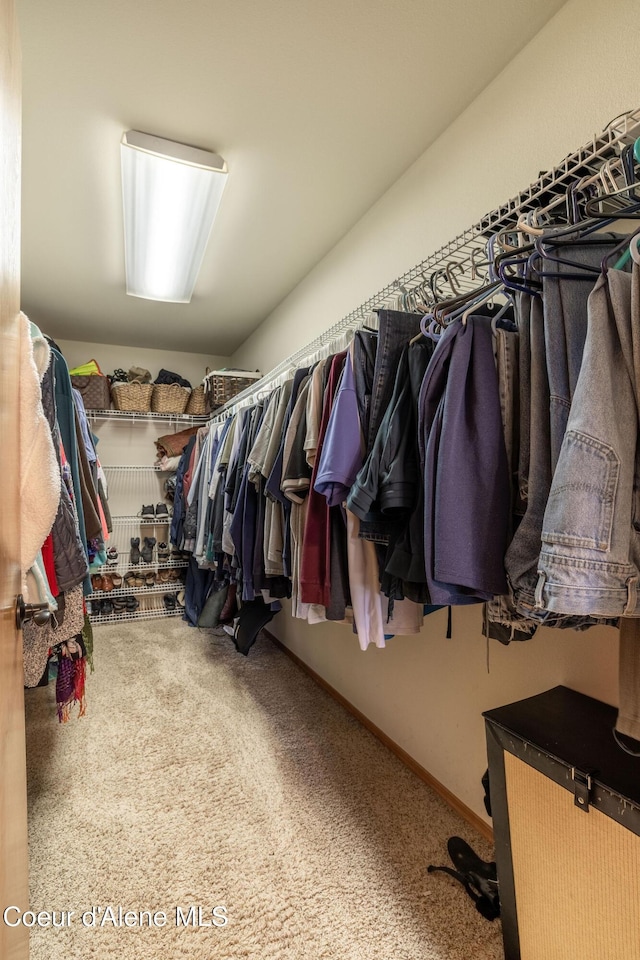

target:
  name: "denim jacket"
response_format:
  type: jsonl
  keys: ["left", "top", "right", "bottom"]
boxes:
{"left": 535, "top": 266, "right": 640, "bottom": 617}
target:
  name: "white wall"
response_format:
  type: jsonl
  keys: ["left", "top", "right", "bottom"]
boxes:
{"left": 231, "top": 0, "right": 639, "bottom": 823}
{"left": 54, "top": 338, "right": 230, "bottom": 389}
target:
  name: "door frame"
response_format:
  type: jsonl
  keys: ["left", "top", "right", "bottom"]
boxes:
{"left": 0, "top": 1, "right": 29, "bottom": 957}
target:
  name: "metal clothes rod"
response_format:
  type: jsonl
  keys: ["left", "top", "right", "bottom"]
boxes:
{"left": 211, "top": 107, "right": 640, "bottom": 422}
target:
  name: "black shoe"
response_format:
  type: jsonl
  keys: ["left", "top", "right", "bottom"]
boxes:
{"left": 141, "top": 536, "right": 156, "bottom": 563}
{"left": 101, "top": 598, "right": 114, "bottom": 616}
{"left": 140, "top": 504, "right": 155, "bottom": 521}
{"left": 125, "top": 596, "right": 139, "bottom": 612}
{"left": 155, "top": 502, "right": 170, "bottom": 520}
{"left": 130, "top": 537, "right": 141, "bottom": 564}
{"left": 163, "top": 593, "right": 177, "bottom": 611}
{"left": 157, "top": 541, "right": 170, "bottom": 561}
{"left": 427, "top": 837, "right": 500, "bottom": 921}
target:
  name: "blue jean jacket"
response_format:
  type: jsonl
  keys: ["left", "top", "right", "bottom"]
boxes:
{"left": 536, "top": 267, "right": 640, "bottom": 617}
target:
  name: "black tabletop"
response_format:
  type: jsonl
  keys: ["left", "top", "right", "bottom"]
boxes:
{"left": 484, "top": 685, "right": 640, "bottom": 806}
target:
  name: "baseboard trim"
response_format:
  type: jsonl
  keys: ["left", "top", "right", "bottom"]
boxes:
{"left": 264, "top": 630, "right": 493, "bottom": 844}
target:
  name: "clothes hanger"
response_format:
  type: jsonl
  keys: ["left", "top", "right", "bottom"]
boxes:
{"left": 493, "top": 218, "right": 540, "bottom": 296}
{"left": 460, "top": 281, "right": 503, "bottom": 327}
{"left": 433, "top": 276, "right": 503, "bottom": 327}
{"left": 445, "top": 261, "right": 464, "bottom": 296}
{"left": 357, "top": 308, "right": 379, "bottom": 334}
{"left": 629, "top": 232, "right": 640, "bottom": 265}
{"left": 602, "top": 223, "right": 640, "bottom": 273}
{"left": 517, "top": 163, "right": 635, "bottom": 278}
{"left": 408, "top": 267, "right": 450, "bottom": 344}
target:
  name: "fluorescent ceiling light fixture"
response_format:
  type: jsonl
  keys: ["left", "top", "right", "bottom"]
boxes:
{"left": 121, "top": 130, "right": 228, "bottom": 302}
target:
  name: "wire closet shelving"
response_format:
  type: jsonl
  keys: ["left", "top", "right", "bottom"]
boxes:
{"left": 210, "top": 107, "right": 640, "bottom": 420}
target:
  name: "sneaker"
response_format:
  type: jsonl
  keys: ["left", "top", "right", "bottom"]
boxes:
{"left": 130, "top": 537, "right": 141, "bottom": 565}
{"left": 106, "top": 546, "right": 118, "bottom": 565}
{"left": 141, "top": 537, "right": 156, "bottom": 563}
{"left": 155, "top": 502, "right": 170, "bottom": 520}
{"left": 157, "top": 542, "right": 170, "bottom": 561}
{"left": 140, "top": 505, "right": 155, "bottom": 521}
{"left": 101, "top": 598, "right": 114, "bottom": 616}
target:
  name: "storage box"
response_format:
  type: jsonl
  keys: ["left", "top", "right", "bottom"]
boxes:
{"left": 484, "top": 686, "right": 640, "bottom": 960}
{"left": 204, "top": 368, "right": 262, "bottom": 409}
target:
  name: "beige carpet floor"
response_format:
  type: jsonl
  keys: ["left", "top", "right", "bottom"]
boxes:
{"left": 25, "top": 618, "right": 504, "bottom": 959}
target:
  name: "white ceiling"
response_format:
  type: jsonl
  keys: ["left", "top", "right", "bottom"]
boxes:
{"left": 18, "top": 0, "right": 566, "bottom": 355}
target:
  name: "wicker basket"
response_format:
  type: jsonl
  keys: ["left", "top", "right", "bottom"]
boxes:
{"left": 205, "top": 369, "right": 262, "bottom": 409}
{"left": 111, "top": 381, "right": 154, "bottom": 412}
{"left": 185, "top": 385, "right": 209, "bottom": 416}
{"left": 151, "top": 383, "right": 191, "bottom": 414}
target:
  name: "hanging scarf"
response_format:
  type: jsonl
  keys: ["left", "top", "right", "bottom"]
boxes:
{"left": 56, "top": 636, "right": 87, "bottom": 722}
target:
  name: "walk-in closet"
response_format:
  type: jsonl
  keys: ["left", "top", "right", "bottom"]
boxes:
{"left": 4, "top": 1, "right": 640, "bottom": 958}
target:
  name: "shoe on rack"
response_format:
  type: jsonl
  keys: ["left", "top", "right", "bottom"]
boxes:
{"left": 112, "top": 597, "right": 127, "bottom": 613}
{"left": 124, "top": 571, "right": 137, "bottom": 588}
{"left": 163, "top": 593, "right": 177, "bottom": 611}
{"left": 88, "top": 599, "right": 102, "bottom": 615}
{"left": 158, "top": 569, "right": 171, "bottom": 583}
{"left": 141, "top": 536, "right": 156, "bottom": 563}
{"left": 145, "top": 571, "right": 157, "bottom": 586}
{"left": 101, "top": 574, "right": 114, "bottom": 592}
{"left": 130, "top": 537, "right": 141, "bottom": 565}
{"left": 157, "top": 542, "right": 170, "bottom": 561}
{"left": 140, "top": 504, "right": 155, "bottom": 521}
{"left": 168, "top": 569, "right": 181, "bottom": 582}
{"left": 106, "top": 546, "right": 118, "bottom": 565}
{"left": 111, "top": 572, "right": 123, "bottom": 589}
{"left": 91, "top": 574, "right": 104, "bottom": 593}
{"left": 101, "top": 598, "right": 114, "bottom": 616}
{"left": 155, "top": 502, "right": 170, "bottom": 520}
{"left": 125, "top": 596, "right": 139, "bottom": 612}
{"left": 176, "top": 589, "right": 185, "bottom": 608}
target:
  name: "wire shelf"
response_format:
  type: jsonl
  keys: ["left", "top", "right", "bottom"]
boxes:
{"left": 88, "top": 581, "right": 184, "bottom": 599}
{"left": 210, "top": 107, "right": 640, "bottom": 420}
{"left": 87, "top": 409, "right": 208, "bottom": 425}
{"left": 102, "top": 464, "right": 173, "bottom": 472}
{"left": 89, "top": 606, "right": 184, "bottom": 625}
{"left": 110, "top": 515, "right": 172, "bottom": 525}
{"left": 93, "top": 558, "right": 188, "bottom": 573}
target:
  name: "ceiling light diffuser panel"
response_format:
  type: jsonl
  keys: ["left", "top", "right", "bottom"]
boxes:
{"left": 121, "top": 130, "right": 228, "bottom": 303}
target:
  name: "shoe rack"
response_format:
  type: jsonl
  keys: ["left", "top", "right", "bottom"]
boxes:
{"left": 86, "top": 411, "right": 207, "bottom": 624}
